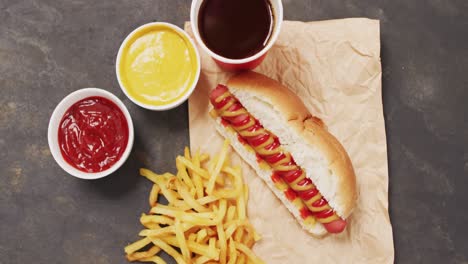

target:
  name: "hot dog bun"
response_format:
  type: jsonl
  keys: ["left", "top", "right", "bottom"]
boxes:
{"left": 210, "top": 72, "right": 357, "bottom": 236}
{"left": 213, "top": 118, "right": 328, "bottom": 236}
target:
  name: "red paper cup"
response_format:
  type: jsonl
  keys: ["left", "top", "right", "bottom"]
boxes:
{"left": 190, "top": 0, "right": 283, "bottom": 71}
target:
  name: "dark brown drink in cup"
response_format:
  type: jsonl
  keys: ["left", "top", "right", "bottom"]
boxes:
{"left": 190, "top": 0, "right": 283, "bottom": 70}
{"left": 198, "top": 0, "right": 275, "bottom": 60}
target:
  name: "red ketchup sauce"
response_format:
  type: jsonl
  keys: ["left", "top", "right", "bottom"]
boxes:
{"left": 300, "top": 207, "right": 313, "bottom": 219}
{"left": 58, "top": 96, "right": 129, "bottom": 173}
{"left": 270, "top": 172, "right": 281, "bottom": 183}
{"left": 284, "top": 188, "right": 297, "bottom": 201}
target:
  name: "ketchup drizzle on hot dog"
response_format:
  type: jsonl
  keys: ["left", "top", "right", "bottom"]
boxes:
{"left": 210, "top": 85, "right": 347, "bottom": 233}
{"left": 271, "top": 172, "right": 282, "bottom": 183}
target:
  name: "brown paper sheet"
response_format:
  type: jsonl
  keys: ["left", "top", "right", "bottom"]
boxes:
{"left": 185, "top": 19, "right": 394, "bottom": 263}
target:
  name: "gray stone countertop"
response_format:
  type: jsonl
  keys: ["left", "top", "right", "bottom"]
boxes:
{"left": 0, "top": 0, "right": 466, "bottom": 263}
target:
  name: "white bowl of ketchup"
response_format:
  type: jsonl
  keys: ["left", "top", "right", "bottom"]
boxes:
{"left": 48, "top": 88, "right": 134, "bottom": 179}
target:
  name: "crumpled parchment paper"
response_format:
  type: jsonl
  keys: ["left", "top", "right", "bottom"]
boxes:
{"left": 185, "top": 18, "right": 394, "bottom": 264}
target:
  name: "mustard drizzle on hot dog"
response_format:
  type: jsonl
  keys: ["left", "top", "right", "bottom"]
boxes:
{"left": 213, "top": 90, "right": 341, "bottom": 226}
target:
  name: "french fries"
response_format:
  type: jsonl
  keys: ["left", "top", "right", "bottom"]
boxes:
{"left": 149, "top": 185, "right": 160, "bottom": 207}
{"left": 125, "top": 140, "right": 264, "bottom": 264}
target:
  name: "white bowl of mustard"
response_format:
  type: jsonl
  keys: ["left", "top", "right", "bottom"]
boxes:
{"left": 116, "top": 22, "right": 200, "bottom": 110}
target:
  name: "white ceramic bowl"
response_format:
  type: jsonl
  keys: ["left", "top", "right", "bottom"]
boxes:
{"left": 48, "top": 88, "right": 134, "bottom": 180}
{"left": 116, "top": 22, "right": 201, "bottom": 111}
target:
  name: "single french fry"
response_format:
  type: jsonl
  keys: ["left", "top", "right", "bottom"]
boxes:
{"left": 177, "top": 157, "right": 207, "bottom": 179}
{"left": 234, "top": 228, "right": 244, "bottom": 243}
{"left": 200, "top": 153, "right": 210, "bottom": 163}
{"left": 141, "top": 214, "right": 175, "bottom": 226}
{"left": 246, "top": 227, "right": 261, "bottom": 243}
{"left": 143, "top": 222, "right": 160, "bottom": 230}
{"left": 178, "top": 156, "right": 225, "bottom": 186}
{"left": 140, "top": 169, "right": 175, "bottom": 183}
{"left": 221, "top": 166, "right": 240, "bottom": 178}
{"left": 192, "top": 212, "right": 218, "bottom": 218}
{"left": 208, "top": 237, "right": 216, "bottom": 257}
{"left": 176, "top": 157, "right": 195, "bottom": 189}
{"left": 165, "top": 176, "right": 177, "bottom": 191}
{"left": 191, "top": 150, "right": 205, "bottom": 199}
{"left": 236, "top": 190, "right": 246, "bottom": 221}
{"left": 184, "top": 147, "right": 191, "bottom": 160}
{"left": 138, "top": 215, "right": 160, "bottom": 229}
{"left": 206, "top": 227, "right": 217, "bottom": 237}
{"left": 226, "top": 206, "right": 236, "bottom": 222}
{"left": 227, "top": 238, "right": 238, "bottom": 264}
{"left": 167, "top": 189, "right": 183, "bottom": 202}
{"left": 140, "top": 168, "right": 160, "bottom": 183}
{"left": 139, "top": 222, "right": 193, "bottom": 237}
{"left": 175, "top": 180, "right": 209, "bottom": 212}
{"left": 208, "top": 154, "right": 217, "bottom": 177}
{"left": 164, "top": 172, "right": 177, "bottom": 178}
{"left": 151, "top": 204, "right": 215, "bottom": 217}
{"left": 150, "top": 205, "right": 218, "bottom": 226}
{"left": 235, "top": 242, "right": 264, "bottom": 264}
{"left": 145, "top": 175, "right": 180, "bottom": 204}
{"left": 188, "top": 233, "right": 197, "bottom": 242}
{"left": 252, "top": 229, "right": 261, "bottom": 242}
{"left": 150, "top": 238, "right": 187, "bottom": 264}
{"left": 190, "top": 188, "right": 197, "bottom": 197}
{"left": 196, "top": 229, "right": 208, "bottom": 243}
{"left": 224, "top": 220, "right": 243, "bottom": 239}
{"left": 196, "top": 196, "right": 219, "bottom": 205}
{"left": 214, "top": 199, "right": 227, "bottom": 224}
{"left": 126, "top": 246, "right": 161, "bottom": 261}
{"left": 124, "top": 237, "right": 152, "bottom": 255}
{"left": 140, "top": 255, "right": 167, "bottom": 264}
{"left": 194, "top": 255, "right": 211, "bottom": 264}
{"left": 236, "top": 253, "right": 246, "bottom": 264}
{"left": 149, "top": 184, "right": 160, "bottom": 207}
{"left": 206, "top": 140, "right": 230, "bottom": 194}
{"left": 224, "top": 220, "right": 259, "bottom": 242}
{"left": 242, "top": 229, "right": 254, "bottom": 248}
{"left": 245, "top": 237, "right": 255, "bottom": 249}
{"left": 217, "top": 223, "right": 227, "bottom": 264}
{"left": 197, "top": 237, "right": 209, "bottom": 246}
{"left": 171, "top": 196, "right": 218, "bottom": 211}
{"left": 224, "top": 224, "right": 237, "bottom": 240}
{"left": 185, "top": 225, "right": 202, "bottom": 237}
{"left": 171, "top": 199, "right": 192, "bottom": 210}
{"left": 175, "top": 219, "right": 190, "bottom": 263}
{"left": 161, "top": 236, "right": 219, "bottom": 260}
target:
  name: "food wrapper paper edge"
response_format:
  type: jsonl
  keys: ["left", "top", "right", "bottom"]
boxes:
{"left": 185, "top": 19, "right": 394, "bottom": 264}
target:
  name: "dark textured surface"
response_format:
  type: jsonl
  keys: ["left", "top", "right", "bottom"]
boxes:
{"left": 0, "top": 0, "right": 467, "bottom": 263}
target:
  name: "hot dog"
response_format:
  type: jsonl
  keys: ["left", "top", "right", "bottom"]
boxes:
{"left": 209, "top": 72, "right": 357, "bottom": 236}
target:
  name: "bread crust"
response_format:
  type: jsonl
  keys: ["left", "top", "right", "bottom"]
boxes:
{"left": 228, "top": 72, "right": 311, "bottom": 123}
{"left": 226, "top": 71, "right": 357, "bottom": 218}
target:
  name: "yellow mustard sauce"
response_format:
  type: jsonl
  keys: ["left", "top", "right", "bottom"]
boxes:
{"left": 118, "top": 24, "right": 198, "bottom": 106}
